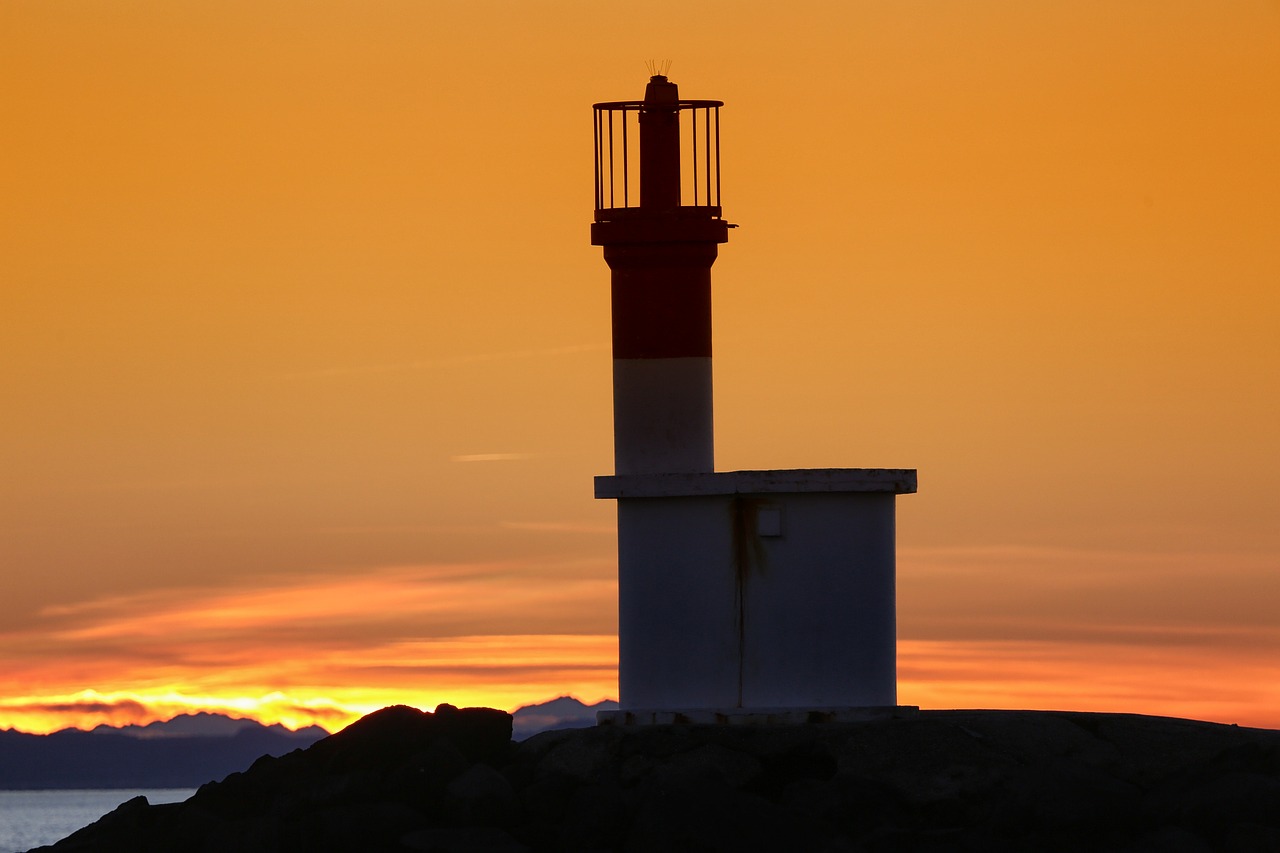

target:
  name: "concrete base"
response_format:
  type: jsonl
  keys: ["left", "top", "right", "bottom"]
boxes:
{"left": 597, "top": 706, "right": 919, "bottom": 727}
{"left": 596, "top": 470, "right": 916, "bottom": 711}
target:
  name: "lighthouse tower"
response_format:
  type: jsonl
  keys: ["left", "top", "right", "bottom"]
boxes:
{"left": 592, "top": 74, "right": 725, "bottom": 475}
{"left": 592, "top": 76, "right": 917, "bottom": 722}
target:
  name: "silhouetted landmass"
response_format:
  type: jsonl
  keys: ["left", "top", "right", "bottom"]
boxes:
{"left": 90, "top": 712, "right": 320, "bottom": 741}
{"left": 0, "top": 715, "right": 326, "bottom": 790}
{"left": 511, "top": 696, "right": 619, "bottom": 740}
{"left": 32, "top": 705, "right": 1280, "bottom": 852}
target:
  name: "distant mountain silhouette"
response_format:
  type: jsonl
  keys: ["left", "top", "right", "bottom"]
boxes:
{"left": 91, "top": 712, "right": 326, "bottom": 740}
{"left": 0, "top": 714, "right": 328, "bottom": 790}
{"left": 510, "top": 696, "right": 619, "bottom": 740}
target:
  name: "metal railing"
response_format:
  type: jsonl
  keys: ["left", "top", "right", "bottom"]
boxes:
{"left": 593, "top": 99, "right": 723, "bottom": 221}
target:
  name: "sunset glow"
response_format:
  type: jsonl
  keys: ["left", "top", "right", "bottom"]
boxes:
{"left": 3, "top": 1, "right": 1278, "bottom": 735}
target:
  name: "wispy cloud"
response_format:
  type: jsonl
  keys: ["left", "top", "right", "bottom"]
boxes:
{"left": 451, "top": 453, "right": 535, "bottom": 463}
{"left": 899, "top": 545, "right": 1280, "bottom": 643}
{"left": 0, "top": 690, "right": 357, "bottom": 734}
{"left": 270, "top": 344, "right": 605, "bottom": 381}
{"left": 35, "top": 561, "right": 615, "bottom": 641}
{"left": 899, "top": 637, "right": 1280, "bottom": 728}
{"left": 7, "top": 544, "right": 1279, "bottom": 734}
{"left": 500, "top": 521, "right": 615, "bottom": 534}
{"left": 1, "top": 560, "right": 618, "bottom": 733}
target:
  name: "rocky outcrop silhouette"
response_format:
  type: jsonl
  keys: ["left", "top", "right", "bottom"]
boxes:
{"left": 33, "top": 704, "right": 1280, "bottom": 852}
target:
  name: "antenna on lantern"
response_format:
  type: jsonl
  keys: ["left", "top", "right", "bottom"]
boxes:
{"left": 644, "top": 59, "right": 673, "bottom": 78}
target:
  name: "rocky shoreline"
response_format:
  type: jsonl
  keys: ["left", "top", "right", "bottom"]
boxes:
{"left": 35, "top": 704, "right": 1280, "bottom": 852}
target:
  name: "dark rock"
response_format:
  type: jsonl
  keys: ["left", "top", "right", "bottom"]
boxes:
{"left": 446, "top": 763, "right": 518, "bottom": 826}
{"left": 982, "top": 760, "right": 1143, "bottom": 833}
{"left": 1122, "top": 825, "right": 1215, "bottom": 853}
{"left": 516, "top": 772, "right": 579, "bottom": 825}
{"left": 530, "top": 728, "right": 619, "bottom": 785}
{"left": 808, "top": 774, "right": 910, "bottom": 840}
{"left": 1222, "top": 822, "right": 1280, "bottom": 851}
{"left": 652, "top": 741, "right": 762, "bottom": 789}
{"left": 754, "top": 738, "right": 837, "bottom": 794}
{"left": 400, "top": 826, "right": 529, "bottom": 852}
{"left": 555, "top": 782, "right": 629, "bottom": 852}
{"left": 627, "top": 775, "right": 813, "bottom": 853}
{"left": 1162, "top": 770, "right": 1280, "bottom": 831}
{"left": 31, "top": 708, "right": 1280, "bottom": 853}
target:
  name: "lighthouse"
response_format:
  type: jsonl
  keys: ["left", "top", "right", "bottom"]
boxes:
{"left": 592, "top": 76, "right": 917, "bottom": 722}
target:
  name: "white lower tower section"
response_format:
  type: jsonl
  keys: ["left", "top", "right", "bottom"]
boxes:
{"left": 612, "top": 357, "right": 713, "bottom": 476}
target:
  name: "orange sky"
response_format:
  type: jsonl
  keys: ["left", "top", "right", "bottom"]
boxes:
{"left": 3, "top": 1, "right": 1278, "bottom": 734}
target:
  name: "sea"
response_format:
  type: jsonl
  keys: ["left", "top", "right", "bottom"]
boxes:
{"left": 0, "top": 789, "right": 195, "bottom": 853}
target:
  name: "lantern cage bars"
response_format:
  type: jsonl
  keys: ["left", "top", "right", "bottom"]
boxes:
{"left": 593, "top": 99, "right": 724, "bottom": 222}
